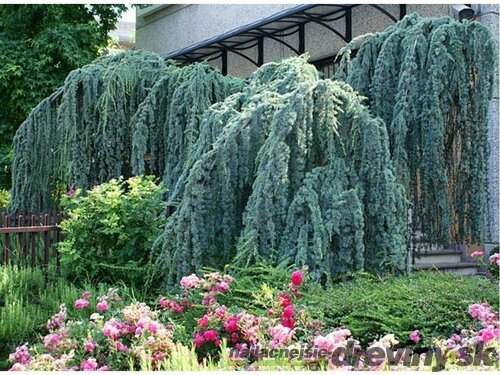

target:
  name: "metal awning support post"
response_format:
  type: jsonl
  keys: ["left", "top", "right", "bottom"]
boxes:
{"left": 298, "top": 23, "right": 305, "bottom": 54}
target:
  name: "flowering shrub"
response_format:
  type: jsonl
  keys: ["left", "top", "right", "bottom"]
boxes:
{"left": 434, "top": 302, "right": 500, "bottom": 370}
{"left": 471, "top": 247, "right": 500, "bottom": 280}
{"left": 8, "top": 269, "right": 500, "bottom": 371}
{"left": 8, "top": 289, "right": 174, "bottom": 371}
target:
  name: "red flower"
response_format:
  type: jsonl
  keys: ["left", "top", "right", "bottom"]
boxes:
{"left": 204, "top": 329, "right": 218, "bottom": 342}
{"left": 198, "top": 315, "right": 209, "bottom": 328}
{"left": 281, "top": 316, "right": 296, "bottom": 329}
{"left": 283, "top": 305, "right": 295, "bottom": 318}
{"left": 278, "top": 293, "right": 292, "bottom": 307}
{"left": 291, "top": 270, "right": 303, "bottom": 286}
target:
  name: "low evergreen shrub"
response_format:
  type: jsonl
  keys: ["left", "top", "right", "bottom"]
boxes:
{"left": 216, "top": 265, "right": 498, "bottom": 348}
{"left": 309, "top": 271, "right": 499, "bottom": 347}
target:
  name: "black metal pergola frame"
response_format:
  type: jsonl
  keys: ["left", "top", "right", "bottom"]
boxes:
{"left": 163, "top": 4, "right": 407, "bottom": 74}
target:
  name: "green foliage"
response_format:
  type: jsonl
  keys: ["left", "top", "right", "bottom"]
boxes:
{"left": 10, "top": 13, "right": 497, "bottom": 285}
{"left": 0, "top": 265, "right": 137, "bottom": 370}
{"left": 308, "top": 271, "right": 499, "bottom": 348}
{"left": 156, "top": 56, "right": 407, "bottom": 285}
{"left": 0, "top": 189, "right": 9, "bottom": 210}
{"left": 216, "top": 264, "right": 499, "bottom": 349}
{"left": 0, "top": 4, "right": 127, "bottom": 189}
{"left": 58, "top": 176, "right": 166, "bottom": 288}
{"left": 335, "top": 14, "right": 497, "bottom": 245}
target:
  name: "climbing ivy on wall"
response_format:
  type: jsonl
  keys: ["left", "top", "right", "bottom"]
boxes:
{"left": 334, "top": 14, "right": 496, "bottom": 246}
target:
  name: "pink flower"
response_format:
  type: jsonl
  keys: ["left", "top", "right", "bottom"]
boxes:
{"left": 314, "top": 329, "right": 352, "bottom": 352}
{"left": 409, "top": 330, "right": 420, "bottom": 344}
{"left": 66, "top": 188, "right": 75, "bottom": 197}
{"left": 471, "top": 250, "right": 484, "bottom": 258}
{"left": 84, "top": 339, "right": 96, "bottom": 352}
{"left": 74, "top": 298, "right": 90, "bottom": 309}
{"left": 9, "top": 363, "right": 26, "bottom": 371}
{"left": 280, "top": 316, "right": 296, "bottom": 329}
{"left": 224, "top": 316, "right": 239, "bottom": 333}
{"left": 283, "top": 305, "right": 295, "bottom": 318}
{"left": 159, "top": 297, "right": 168, "bottom": 309}
{"left": 216, "top": 281, "right": 230, "bottom": 293}
{"left": 102, "top": 321, "right": 120, "bottom": 340}
{"left": 478, "top": 326, "right": 500, "bottom": 344}
{"left": 489, "top": 253, "right": 500, "bottom": 266}
{"left": 203, "top": 329, "right": 218, "bottom": 342}
{"left": 148, "top": 321, "right": 160, "bottom": 334}
{"left": 468, "top": 303, "right": 498, "bottom": 326}
{"left": 159, "top": 297, "right": 185, "bottom": 313}
{"left": 96, "top": 300, "right": 109, "bottom": 311}
{"left": 153, "top": 354, "right": 165, "bottom": 363}
{"left": 180, "top": 274, "right": 200, "bottom": 288}
{"left": 81, "top": 358, "right": 98, "bottom": 371}
{"left": 9, "top": 344, "right": 31, "bottom": 365}
{"left": 43, "top": 334, "right": 61, "bottom": 351}
{"left": 82, "top": 291, "right": 91, "bottom": 300}
{"left": 198, "top": 315, "right": 209, "bottom": 328}
{"left": 97, "top": 365, "right": 111, "bottom": 371}
{"left": 291, "top": 270, "right": 303, "bottom": 286}
{"left": 193, "top": 333, "right": 205, "bottom": 346}
{"left": 114, "top": 341, "right": 128, "bottom": 352}
{"left": 269, "top": 324, "right": 294, "bottom": 349}
{"left": 214, "top": 305, "right": 228, "bottom": 320}
{"left": 451, "top": 334, "right": 462, "bottom": 343}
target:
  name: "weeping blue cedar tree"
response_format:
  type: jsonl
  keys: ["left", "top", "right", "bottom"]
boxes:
{"left": 154, "top": 56, "right": 407, "bottom": 285}
{"left": 334, "top": 14, "right": 496, "bottom": 246}
{"left": 9, "top": 51, "right": 243, "bottom": 212}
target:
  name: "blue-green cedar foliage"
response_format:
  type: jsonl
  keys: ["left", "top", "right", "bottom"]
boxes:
{"left": 335, "top": 14, "right": 496, "bottom": 246}
{"left": 10, "top": 51, "right": 243, "bottom": 212}
{"left": 154, "top": 57, "right": 407, "bottom": 285}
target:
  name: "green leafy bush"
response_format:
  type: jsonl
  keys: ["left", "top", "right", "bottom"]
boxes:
{"left": 0, "top": 266, "right": 138, "bottom": 370}
{"left": 59, "top": 176, "right": 166, "bottom": 288}
{"left": 0, "top": 189, "right": 9, "bottom": 210}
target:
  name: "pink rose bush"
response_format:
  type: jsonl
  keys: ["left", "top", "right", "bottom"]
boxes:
{"left": 489, "top": 253, "right": 500, "bottom": 267}
{"left": 9, "top": 289, "right": 174, "bottom": 371}
{"left": 8, "top": 268, "right": 499, "bottom": 371}
{"left": 470, "top": 249, "right": 499, "bottom": 281}
{"left": 471, "top": 250, "right": 485, "bottom": 259}
{"left": 434, "top": 302, "right": 499, "bottom": 370}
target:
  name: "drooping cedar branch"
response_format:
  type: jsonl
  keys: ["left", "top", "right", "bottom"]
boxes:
{"left": 154, "top": 57, "right": 407, "bottom": 285}
{"left": 10, "top": 51, "right": 243, "bottom": 213}
{"left": 335, "top": 14, "right": 496, "bottom": 246}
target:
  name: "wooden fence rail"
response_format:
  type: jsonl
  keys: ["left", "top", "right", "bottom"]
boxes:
{"left": 0, "top": 213, "right": 62, "bottom": 271}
